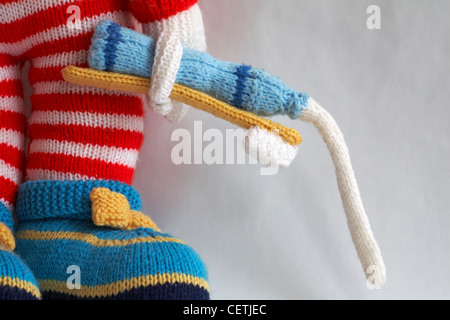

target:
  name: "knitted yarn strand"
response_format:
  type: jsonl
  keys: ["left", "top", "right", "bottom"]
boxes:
{"left": 300, "top": 99, "right": 386, "bottom": 288}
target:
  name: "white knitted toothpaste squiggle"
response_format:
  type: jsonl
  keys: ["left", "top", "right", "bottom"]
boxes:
{"left": 300, "top": 98, "right": 386, "bottom": 287}
{"left": 245, "top": 127, "right": 299, "bottom": 168}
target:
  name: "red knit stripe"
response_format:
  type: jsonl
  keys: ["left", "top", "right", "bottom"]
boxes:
{"left": 0, "top": 54, "right": 18, "bottom": 67}
{"left": 30, "top": 93, "right": 144, "bottom": 116}
{"left": 0, "top": 143, "right": 25, "bottom": 170}
{"left": 22, "top": 17, "right": 134, "bottom": 60}
{"left": 26, "top": 152, "right": 134, "bottom": 184}
{"left": 0, "top": 111, "right": 26, "bottom": 133}
{"left": 0, "top": 0, "right": 127, "bottom": 43}
{"left": 28, "top": 64, "right": 90, "bottom": 84}
{"left": 0, "top": 79, "right": 23, "bottom": 97}
{"left": 0, "top": 0, "right": 18, "bottom": 4}
{"left": 28, "top": 123, "right": 144, "bottom": 150}
{"left": 129, "top": 0, "right": 197, "bottom": 23}
{"left": 23, "top": 31, "right": 91, "bottom": 60}
{"left": 0, "top": 176, "right": 18, "bottom": 205}
{"left": 0, "top": 0, "right": 199, "bottom": 187}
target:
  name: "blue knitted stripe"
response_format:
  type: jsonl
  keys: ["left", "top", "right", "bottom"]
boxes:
{"left": 103, "top": 22, "right": 122, "bottom": 71}
{"left": 231, "top": 64, "right": 252, "bottom": 108}
{"left": 89, "top": 21, "right": 310, "bottom": 119}
{"left": 15, "top": 180, "right": 141, "bottom": 222}
{"left": 18, "top": 219, "right": 172, "bottom": 241}
{"left": 0, "top": 249, "right": 40, "bottom": 295}
{"left": 0, "top": 202, "right": 14, "bottom": 230}
{"left": 15, "top": 230, "right": 209, "bottom": 285}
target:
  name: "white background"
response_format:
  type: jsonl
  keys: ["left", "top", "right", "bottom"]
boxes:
{"left": 132, "top": 0, "right": 450, "bottom": 299}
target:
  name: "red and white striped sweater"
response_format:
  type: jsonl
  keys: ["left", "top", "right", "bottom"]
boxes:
{"left": 0, "top": 0, "right": 206, "bottom": 214}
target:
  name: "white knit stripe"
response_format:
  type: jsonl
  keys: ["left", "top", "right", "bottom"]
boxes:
{"left": 28, "top": 110, "right": 144, "bottom": 133}
{"left": 0, "top": 159, "right": 22, "bottom": 186}
{"left": 29, "top": 139, "right": 139, "bottom": 168}
{"left": 32, "top": 80, "right": 136, "bottom": 97}
{"left": 0, "top": 198, "right": 13, "bottom": 213}
{"left": 0, "top": 11, "right": 130, "bottom": 57}
{"left": 0, "top": 64, "right": 21, "bottom": 82}
{"left": 141, "top": 3, "right": 207, "bottom": 52}
{"left": 26, "top": 168, "right": 95, "bottom": 182}
{"left": 0, "top": 96, "right": 25, "bottom": 114}
{"left": 32, "top": 50, "right": 88, "bottom": 68}
{"left": 300, "top": 98, "right": 386, "bottom": 287}
{"left": 0, "top": 128, "right": 25, "bottom": 151}
{"left": 0, "top": 0, "right": 74, "bottom": 24}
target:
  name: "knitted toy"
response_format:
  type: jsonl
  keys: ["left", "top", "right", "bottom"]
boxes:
{"left": 63, "top": 20, "right": 386, "bottom": 293}
{"left": 0, "top": 1, "right": 386, "bottom": 301}
{"left": 0, "top": 0, "right": 209, "bottom": 300}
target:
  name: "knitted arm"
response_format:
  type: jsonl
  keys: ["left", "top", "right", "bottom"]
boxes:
{"left": 128, "top": 0, "right": 206, "bottom": 121}
{"left": 0, "top": 53, "right": 26, "bottom": 235}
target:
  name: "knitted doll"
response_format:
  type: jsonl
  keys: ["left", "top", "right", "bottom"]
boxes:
{"left": 0, "top": 0, "right": 209, "bottom": 300}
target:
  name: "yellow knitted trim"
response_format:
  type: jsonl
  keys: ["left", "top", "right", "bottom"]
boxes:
{"left": 0, "top": 222, "right": 15, "bottom": 251}
{"left": 15, "top": 230, "right": 185, "bottom": 247}
{"left": 90, "top": 188, "right": 161, "bottom": 231}
{"left": 0, "top": 276, "right": 41, "bottom": 299}
{"left": 39, "top": 273, "right": 209, "bottom": 298}
{"left": 61, "top": 66, "right": 302, "bottom": 147}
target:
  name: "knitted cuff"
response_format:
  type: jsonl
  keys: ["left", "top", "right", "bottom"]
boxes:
{"left": 15, "top": 180, "right": 141, "bottom": 223}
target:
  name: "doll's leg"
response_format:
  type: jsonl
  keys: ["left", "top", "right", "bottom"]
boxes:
{"left": 0, "top": 53, "right": 40, "bottom": 300}
{"left": 5, "top": 1, "right": 209, "bottom": 300}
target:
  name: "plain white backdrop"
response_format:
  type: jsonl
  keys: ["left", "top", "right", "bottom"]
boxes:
{"left": 130, "top": 0, "right": 450, "bottom": 299}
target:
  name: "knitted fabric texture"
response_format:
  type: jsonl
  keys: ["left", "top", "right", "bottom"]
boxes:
{"left": 148, "top": 30, "right": 184, "bottom": 117}
{"left": 14, "top": 180, "right": 209, "bottom": 300}
{"left": 0, "top": 203, "right": 39, "bottom": 299}
{"left": 87, "top": 21, "right": 385, "bottom": 287}
{"left": 0, "top": 249, "right": 41, "bottom": 300}
{"left": 61, "top": 66, "right": 304, "bottom": 147}
{"left": 89, "top": 20, "right": 310, "bottom": 120}
{"left": 0, "top": 0, "right": 204, "bottom": 214}
{"left": 0, "top": 0, "right": 208, "bottom": 300}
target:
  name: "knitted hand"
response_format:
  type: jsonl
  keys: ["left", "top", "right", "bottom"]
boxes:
{"left": 129, "top": 0, "right": 207, "bottom": 122}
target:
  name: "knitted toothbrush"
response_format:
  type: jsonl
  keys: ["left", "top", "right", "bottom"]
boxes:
{"left": 0, "top": 0, "right": 210, "bottom": 300}
{"left": 64, "top": 20, "right": 386, "bottom": 288}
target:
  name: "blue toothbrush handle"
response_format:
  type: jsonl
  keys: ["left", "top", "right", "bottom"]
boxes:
{"left": 89, "top": 20, "right": 310, "bottom": 119}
